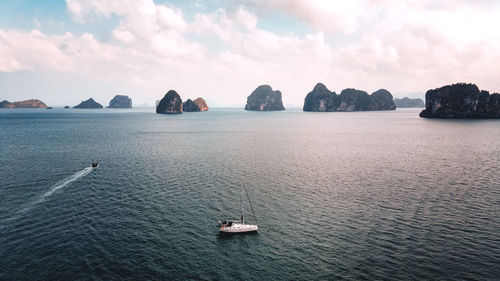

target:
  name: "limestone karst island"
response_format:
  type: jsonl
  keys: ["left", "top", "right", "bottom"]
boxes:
{"left": 244, "top": 85, "right": 285, "bottom": 111}
{"left": 303, "top": 83, "right": 396, "bottom": 112}
{"left": 73, "top": 98, "right": 103, "bottom": 109}
{"left": 420, "top": 83, "right": 500, "bottom": 118}
{"left": 108, "top": 95, "right": 132, "bottom": 108}
{"left": 156, "top": 90, "right": 209, "bottom": 114}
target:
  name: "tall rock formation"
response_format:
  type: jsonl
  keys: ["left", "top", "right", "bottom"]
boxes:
{"left": 245, "top": 85, "right": 285, "bottom": 111}
{"left": 73, "top": 98, "right": 103, "bottom": 109}
{"left": 303, "top": 83, "right": 396, "bottom": 111}
{"left": 394, "top": 97, "right": 425, "bottom": 108}
{"left": 303, "top": 83, "right": 338, "bottom": 112}
{"left": 338, "top": 88, "right": 371, "bottom": 111}
{"left": 156, "top": 90, "right": 183, "bottom": 114}
{"left": 183, "top": 99, "right": 200, "bottom": 112}
{"left": 369, "top": 89, "right": 396, "bottom": 110}
{"left": 193, "top": 97, "right": 209, "bottom": 111}
{"left": 108, "top": 95, "right": 132, "bottom": 108}
{"left": 0, "top": 99, "right": 48, "bottom": 108}
{"left": 420, "top": 83, "right": 500, "bottom": 118}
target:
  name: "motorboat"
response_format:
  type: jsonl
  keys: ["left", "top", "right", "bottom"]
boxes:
{"left": 217, "top": 181, "right": 258, "bottom": 234}
{"left": 91, "top": 162, "right": 99, "bottom": 168}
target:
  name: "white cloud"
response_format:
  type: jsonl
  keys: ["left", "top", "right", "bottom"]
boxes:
{"left": 2, "top": 0, "right": 500, "bottom": 106}
{"left": 156, "top": 5, "right": 188, "bottom": 32}
{"left": 234, "top": 6, "right": 257, "bottom": 30}
{"left": 0, "top": 29, "right": 74, "bottom": 72}
{"left": 231, "top": 0, "right": 500, "bottom": 93}
{"left": 239, "top": 0, "right": 372, "bottom": 33}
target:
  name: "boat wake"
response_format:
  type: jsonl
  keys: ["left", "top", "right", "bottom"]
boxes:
{"left": 39, "top": 167, "right": 93, "bottom": 201}
{"left": 2, "top": 167, "right": 93, "bottom": 224}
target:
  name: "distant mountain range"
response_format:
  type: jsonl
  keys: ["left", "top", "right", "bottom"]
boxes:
{"left": 394, "top": 97, "right": 424, "bottom": 108}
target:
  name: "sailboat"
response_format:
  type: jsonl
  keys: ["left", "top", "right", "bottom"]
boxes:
{"left": 217, "top": 181, "right": 258, "bottom": 234}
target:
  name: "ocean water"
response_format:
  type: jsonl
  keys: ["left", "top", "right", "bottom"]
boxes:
{"left": 0, "top": 108, "right": 499, "bottom": 280}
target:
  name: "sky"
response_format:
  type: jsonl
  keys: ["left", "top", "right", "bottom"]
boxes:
{"left": 1, "top": 0, "right": 500, "bottom": 107}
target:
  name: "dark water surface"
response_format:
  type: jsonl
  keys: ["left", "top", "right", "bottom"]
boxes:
{"left": 1, "top": 108, "right": 499, "bottom": 280}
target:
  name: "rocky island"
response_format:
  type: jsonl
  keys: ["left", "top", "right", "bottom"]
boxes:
{"left": 156, "top": 90, "right": 183, "bottom": 114}
{"left": 0, "top": 99, "right": 48, "bottom": 108}
{"left": 368, "top": 89, "right": 396, "bottom": 111}
{"left": 0, "top": 100, "right": 11, "bottom": 108}
{"left": 182, "top": 97, "right": 209, "bottom": 112}
{"left": 73, "top": 98, "right": 103, "bottom": 109}
{"left": 394, "top": 97, "right": 424, "bottom": 108}
{"left": 193, "top": 98, "right": 209, "bottom": 111}
{"left": 420, "top": 83, "right": 500, "bottom": 118}
{"left": 303, "top": 83, "right": 395, "bottom": 111}
{"left": 108, "top": 95, "right": 132, "bottom": 108}
{"left": 245, "top": 85, "right": 285, "bottom": 111}
{"left": 183, "top": 99, "right": 199, "bottom": 112}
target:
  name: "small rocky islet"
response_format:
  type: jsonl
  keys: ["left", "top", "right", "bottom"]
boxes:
{"left": 420, "top": 83, "right": 500, "bottom": 118}
{"left": 72, "top": 95, "right": 132, "bottom": 109}
{"left": 108, "top": 95, "right": 132, "bottom": 108}
{"left": 73, "top": 98, "right": 103, "bottom": 109}
{"left": 182, "top": 99, "right": 199, "bottom": 112}
{"left": 193, "top": 98, "right": 209, "bottom": 111}
{"left": 303, "top": 83, "right": 396, "bottom": 112}
{"left": 0, "top": 99, "right": 48, "bottom": 108}
{"left": 183, "top": 97, "right": 209, "bottom": 112}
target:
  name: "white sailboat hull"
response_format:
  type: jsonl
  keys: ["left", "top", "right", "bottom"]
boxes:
{"left": 218, "top": 180, "right": 258, "bottom": 234}
{"left": 219, "top": 223, "right": 258, "bottom": 233}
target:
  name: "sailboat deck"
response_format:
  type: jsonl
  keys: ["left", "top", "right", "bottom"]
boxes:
{"left": 219, "top": 222, "right": 258, "bottom": 233}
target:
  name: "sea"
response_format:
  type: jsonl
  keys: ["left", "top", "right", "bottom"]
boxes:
{"left": 0, "top": 108, "right": 499, "bottom": 280}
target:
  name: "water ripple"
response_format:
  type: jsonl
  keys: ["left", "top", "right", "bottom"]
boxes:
{"left": 1, "top": 109, "right": 499, "bottom": 280}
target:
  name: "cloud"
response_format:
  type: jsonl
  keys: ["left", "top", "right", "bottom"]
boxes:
{"left": 238, "top": 0, "right": 373, "bottom": 33}
{"left": 192, "top": 7, "right": 331, "bottom": 62}
{"left": 233, "top": 6, "right": 258, "bottom": 30}
{"left": 333, "top": 1, "right": 500, "bottom": 92}
{"left": 0, "top": 29, "right": 74, "bottom": 72}
{"left": 66, "top": 0, "right": 202, "bottom": 59}
{"left": 2, "top": 0, "right": 500, "bottom": 106}
{"left": 233, "top": 0, "right": 500, "bottom": 92}
{"left": 0, "top": 0, "right": 208, "bottom": 77}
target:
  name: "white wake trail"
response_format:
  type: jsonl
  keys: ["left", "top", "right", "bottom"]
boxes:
{"left": 40, "top": 167, "right": 93, "bottom": 200}
{"left": 2, "top": 167, "right": 94, "bottom": 223}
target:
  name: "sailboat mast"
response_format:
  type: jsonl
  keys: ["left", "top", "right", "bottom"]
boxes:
{"left": 241, "top": 181, "right": 244, "bottom": 223}
{"left": 244, "top": 180, "right": 258, "bottom": 224}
